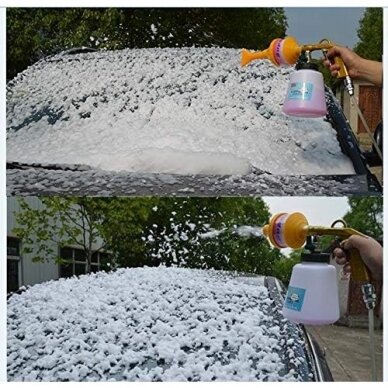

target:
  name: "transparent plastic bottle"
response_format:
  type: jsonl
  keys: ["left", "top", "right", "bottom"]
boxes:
{"left": 283, "top": 260, "right": 340, "bottom": 325}
{"left": 282, "top": 62, "right": 327, "bottom": 118}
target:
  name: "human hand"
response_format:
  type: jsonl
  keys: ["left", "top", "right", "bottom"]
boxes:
{"left": 332, "top": 235, "right": 383, "bottom": 284}
{"left": 322, "top": 45, "right": 383, "bottom": 87}
{"left": 323, "top": 46, "right": 364, "bottom": 79}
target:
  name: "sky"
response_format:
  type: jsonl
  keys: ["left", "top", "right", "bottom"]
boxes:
{"left": 263, "top": 196, "right": 350, "bottom": 226}
{"left": 263, "top": 196, "right": 350, "bottom": 255}
{"left": 284, "top": 7, "right": 366, "bottom": 49}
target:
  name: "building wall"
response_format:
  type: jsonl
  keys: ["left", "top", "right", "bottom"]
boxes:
{"left": 7, "top": 197, "right": 105, "bottom": 289}
{"left": 336, "top": 81, "right": 382, "bottom": 137}
{"left": 7, "top": 197, "right": 59, "bottom": 287}
{"left": 336, "top": 82, "right": 360, "bottom": 134}
{"left": 331, "top": 257, "right": 350, "bottom": 320}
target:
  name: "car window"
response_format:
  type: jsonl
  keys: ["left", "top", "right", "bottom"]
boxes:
{"left": 7, "top": 48, "right": 355, "bottom": 177}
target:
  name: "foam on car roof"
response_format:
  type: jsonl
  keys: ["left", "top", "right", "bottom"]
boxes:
{"left": 7, "top": 47, "right": 355, "bottom": 175}
{"left": 7, "top": 267, "right": 308, "bottom": 382}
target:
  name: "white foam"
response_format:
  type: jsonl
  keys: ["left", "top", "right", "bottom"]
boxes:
{"left": 7, "top": 267, "right": 304, "bottom": 382}
{"left": 106, "top": 148, "right": 251, "bottom": 175}
{"left": 7, "top": 47, "right": 355, "bottom": 176}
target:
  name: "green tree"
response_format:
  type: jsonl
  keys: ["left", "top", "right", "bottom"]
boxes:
{"left": 97, "top": 196, "right": 281, "bottom": 275}
{"left": 316, "top": 196, "right": 383, "bottom": 254}
{"left": 343, "top": 197, "right": 383, "bottom": 240}
{"left": 7, "top": 8, "right": 288, "bottom": 80}
{"left": 12, "top": 197, "right": 164, "bottom": 272}
{"left": 7, "top": 8, "right": 125, "bottom": 80}
{"left": 321, "top": 8, "right": 383, "bottom": 92}
{"left": 318, "top": 61, "right": 337, "bottom": 92}
{"left": 354, "top": 8, "right": 383, "bottom": 61}
{"left": 12, "top": 197, "right": 283, "bottom": 277}
{"left": 272, "top": 249, "right": 301, "bottom": 285}
{"left": 98, "top": 197, "right": 162, "bottom": 268}
{"left": 13, "top": 197, "right": 110, "bottom": 273}
{"left": 140, "top": 197, "right": 281, "bottom": 275}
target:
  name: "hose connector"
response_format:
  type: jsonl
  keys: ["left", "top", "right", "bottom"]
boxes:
{"left": 361, "top": 283, "right": 377, "bottom": 310}
{"left": 343, "top": 75, "right": 355, "bottom": 96}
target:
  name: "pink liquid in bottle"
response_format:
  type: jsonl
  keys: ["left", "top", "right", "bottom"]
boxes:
{"left": 282, "top": 64, "right": 327, "bottom": 118}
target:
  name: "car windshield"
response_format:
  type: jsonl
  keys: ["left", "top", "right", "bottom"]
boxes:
{"left": 7, "top": 267, "right": 315, "bottom": 382}
{"left": 6, "top": 48, "right": 355, "bottom": 176}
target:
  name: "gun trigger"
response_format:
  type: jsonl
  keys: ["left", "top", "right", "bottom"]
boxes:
{"left": 333, "top": 56, "right": 348, "bottom": 79}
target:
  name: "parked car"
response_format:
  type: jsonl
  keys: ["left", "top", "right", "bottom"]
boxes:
{"left": 6, "top": 47, "right": 381, "bottom": 196}
{"left": 7, "top": 267, "right": 333, "bottom": 382}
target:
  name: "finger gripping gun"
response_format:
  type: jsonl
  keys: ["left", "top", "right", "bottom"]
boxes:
{"left": 241, "top": 36, "right": 354, "bottom": 96}
{"left": 262, "top": 212, "right": 370, "bottom": 282}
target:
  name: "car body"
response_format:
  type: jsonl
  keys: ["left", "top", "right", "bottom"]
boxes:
{"left": 7, "top": 267, "right": 333, "bottom": 382}
{"left": 6, "top": 47, "right": 381, "bottom": 195}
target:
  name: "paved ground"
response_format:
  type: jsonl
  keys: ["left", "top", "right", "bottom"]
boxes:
{"left": 370, "top": 166, "right": 383, "bottom": 187}
{"left": 307, "top": 324, "right": 383, "bottom": 381}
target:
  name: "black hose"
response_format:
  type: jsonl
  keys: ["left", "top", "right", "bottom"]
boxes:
{"left": 325, "top": 87, "right": 368, "bottom": 175}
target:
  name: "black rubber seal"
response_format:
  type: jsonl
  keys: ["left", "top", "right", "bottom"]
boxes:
{"left": 301, "top": 252, "right": 331, "bottom": 263}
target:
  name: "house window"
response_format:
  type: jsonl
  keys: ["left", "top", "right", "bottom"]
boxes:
{"left": 7, "top": 236, "right": 20, "bottom": 256}
{"left": 7, "top": 236, "right": 21, "bottom": 293}
{"left": 59, "top": 247, "right": 103, "bottom": 278}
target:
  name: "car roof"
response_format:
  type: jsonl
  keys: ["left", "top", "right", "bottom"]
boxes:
{"left": 7, "top": 47, "right": 355, "bottom": 177}
{"left": 7, "top": 267, "right": 315, "bottom": 382}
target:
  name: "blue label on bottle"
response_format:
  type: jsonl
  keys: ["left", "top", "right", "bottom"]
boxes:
{"left": 287, "top": 82, "right": 313, "bottom": 101}
{"left": 285, "top": 286, "right": 306, "bottom": 312}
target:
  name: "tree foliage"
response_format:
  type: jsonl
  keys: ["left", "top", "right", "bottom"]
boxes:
{"left": 272, "top": 249, "right": 302, "bottom": 286}
{"left": 7, "top": 7, "right": 287, "bottom": 80}
{"left": 354, "top": 8, "right": 383, "bottom": 61}
{"left": 343, "top": 197, "right": 383, "bottom": 240}
{"left": 314, "top": 196, "right": 383, "bottom": 258}
{"left": 136, "top": 197, "right": 282, "bottom": 275}
{"left": 322, "top": 8, "right": 383, "bottom": 91}
{"left": 98, "top": 197, "right": 162, "bottom": 269}
{"left": 12, "top": 197, "right": 284, "bottom": 276}
{"left": 13, "top": 197, "right": 109, "bottom": 272}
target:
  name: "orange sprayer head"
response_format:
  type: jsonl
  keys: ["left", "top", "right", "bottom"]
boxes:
{"left": 241, "top": 36, "right": 302, "bottom": 67}
{"left": 262, "top": 212, "right": 309, "bottom": 249}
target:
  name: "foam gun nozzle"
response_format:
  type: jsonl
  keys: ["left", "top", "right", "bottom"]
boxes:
{"left": 241, "top": 37, "right": 301, "bottom": 67}
{"left": 241, "top": 36, "right": 354, "bottom": 96}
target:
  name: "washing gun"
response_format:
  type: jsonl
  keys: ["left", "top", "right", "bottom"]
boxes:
{"left": 262, "top": 212, "right": 370, "bottom": 281}
{"left": 241, "top": 36, "right": 354, "bottom": 96}
{"left": 262, "top": 212, "right": 377, "bottom": 316}
{"left": 263, "top": 212, "right": 377, "bottom": 380}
